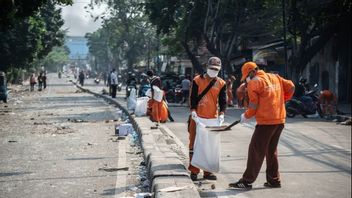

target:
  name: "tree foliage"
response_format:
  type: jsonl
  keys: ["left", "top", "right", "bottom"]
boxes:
{"left": 0, "top": 0, "right": 71, "bottom": 72}
{"left": 287, "top": 0, "right": 352, "bottom": 74}
{"left": 40, "top": 46, "right": 70, "bottom": 72}
{"left": 86, "top": 0, "right": 158, "bottom": 72}
{"left": 145, "top": 0, "right": 283, "bottom": 74}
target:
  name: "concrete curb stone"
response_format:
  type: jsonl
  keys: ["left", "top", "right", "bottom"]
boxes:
{"left": 72, "top": 83, "right": 200, "bottom": 198}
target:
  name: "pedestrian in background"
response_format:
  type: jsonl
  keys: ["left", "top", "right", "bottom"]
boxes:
{"left": 30, "top": 73, "right": 36, "bottom": 92}
{"left": 236, "top": 82, "right": 248, "bottom": 108}
{"left": 188, "top": 57, "right": 227, "bottom": 181}
{"left": 37, "top": 72, "right": 43, "bottom": 91}
{"left": 78, "top": 70, "right": 85, "bottom": 86}
{"left": 42, "top": 72, "right": 47, "bottom": 89}
{"left": 229, "top": 62, "right": 295, "bottom": 189}
{"left": 226, "top": 75, "right": 236, "bottom": 107}
{"left": 180, "top": 75, "right": 191, "bottom": 105}
{"left": 110, "top": 69, "right": 118, "bottom": 98}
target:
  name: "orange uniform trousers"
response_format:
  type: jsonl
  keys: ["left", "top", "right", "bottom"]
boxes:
{"left": 147, "top": 99, "right": 168, "bottom": 123}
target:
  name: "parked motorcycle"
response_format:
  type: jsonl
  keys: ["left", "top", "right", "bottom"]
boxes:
{"left": 94, "top": 78, "right": 100, "bottom": 84}
{"left": 117, "top": 82, "right": 122, "bottom": 92}
{"left": 286, "top": 84, "right": 323, "bottom": 118}
{"left": 174, "top": 84, "right": 183, "bottom": 103}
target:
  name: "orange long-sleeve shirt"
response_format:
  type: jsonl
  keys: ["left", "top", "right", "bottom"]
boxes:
{"left": 244, "top": 70, "right": 295, "bottom": 125}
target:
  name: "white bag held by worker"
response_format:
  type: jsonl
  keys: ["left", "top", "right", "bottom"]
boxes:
{"left": 135, "top": 97, "right": 149, "bottom": 117}
{"left": 191, "top": 118, "right": 221, "bottom": 173}
{"left": 127, "top": 88, "right": 137, "bottom": 110}
{"left": 152, "top": 85, "right": 163, "bottom": 102}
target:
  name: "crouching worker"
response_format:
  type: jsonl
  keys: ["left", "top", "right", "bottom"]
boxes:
{"left": 146, "top": 70, "right": 169, "bottom": 123}
{"left": 229, "top": 62, "right": 295, "bottom": 189}
{"left": 319, "top": 90, "right": 337, "bottom": 118}
{"left": 188, "top": 57, "right": 227, "bottom": 181}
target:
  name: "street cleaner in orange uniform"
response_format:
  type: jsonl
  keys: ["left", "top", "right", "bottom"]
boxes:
{"left": 146, "top": 70, "right": 169, "bottom": 123}
{"left": 229, "top": 62, "right": 295, "bottom": 189}
{"left": 188, "top": 57, "right": 227, "bottom": 181}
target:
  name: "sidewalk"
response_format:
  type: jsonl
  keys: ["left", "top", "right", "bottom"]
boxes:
{"left": 73, "top": 82, "right": 200, "bottom": 198}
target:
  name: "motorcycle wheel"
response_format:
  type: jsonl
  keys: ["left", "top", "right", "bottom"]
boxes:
{"left": 286, "top": 111, "right": 296, "bottom": 118}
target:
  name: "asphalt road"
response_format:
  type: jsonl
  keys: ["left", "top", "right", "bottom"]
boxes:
{"left": 77, "top": 76, "right": 351, "bottom": 198}
{"left": 165, "top": 103, "right": 351, "bottom": 198}
{"left": 0, "top": 74, "right": 147, "bottom": 198}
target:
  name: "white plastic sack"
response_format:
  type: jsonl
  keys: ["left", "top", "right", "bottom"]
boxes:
{"left": 152, "top": 85, "right": 163, "bottom": 102}
{"left": 191, "top": 118, "right": 221, "bottom": 173}
{"left": 135, "top": 97, "right": 149, "bottom": 117}
{"left": 127, "top": 88, "right": 137, "bottom": 110}
{"left": 117, "top": 123, "right": 133, "bottom": 136}
{"left": 145, "top": 88, "right": 152, "bottom": 98}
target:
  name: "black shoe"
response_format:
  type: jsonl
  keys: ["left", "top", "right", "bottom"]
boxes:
{"left": 190, "top": 173, "right": 198, "bottom": 181}
{"left": 264, "top": 182, "right": 281, "bottom": 188}
{"left": 203, "top": 173, "right": 217, "bottom": 180}
{"left": 229, "top": 180, "right": 252, "bottom": 189}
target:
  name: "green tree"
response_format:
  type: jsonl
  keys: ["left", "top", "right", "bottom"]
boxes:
{"left": 87, "top": 0, "right": 157, "bottom": 72}
{"left": 0, "top": 0, "right": 71, "bottom": 72}
{"left": 145, "top": 0, "right": 282, "bottom": 74}
{"left": 287, "top": 0, "right": 352, "bottom": 75}
{"left": 40, "top": 46, "right": 70, "bottom": 71}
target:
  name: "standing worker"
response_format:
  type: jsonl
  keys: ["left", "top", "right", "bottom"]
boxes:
{"left": 226, "top": 75, "right": 236, "bottom": 107}
{"left": 229, "top": 62, "right": 295, "bottom": 189}
{"left": 110, "top": 69, "right": 118, "bottom": 98}
{"left": 188, "top": 57, "right": 227, "bottom": 181}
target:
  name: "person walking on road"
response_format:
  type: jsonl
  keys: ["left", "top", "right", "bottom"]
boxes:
{"left": 78, "top": 70, "right": 85, "bottom": 86}
{"left": 30, "top": 73, "right": 36, "bottom": 92}
{"left": 229, "top": 62, "right": 295, "bottom": 189}
{"left": 188, "top": 57, "right": 227, "bottom": 181}
{"left": 37, "top": 72, "right": 44, "bottom": 91}
{"left": 110, "top": 69, "right": 118, "bottom": 98}
{"left": 42, "top": 72, "right": 47, "bottom": 89}
{"left": 180, "top": 75, "right": 191, "bottom": 105}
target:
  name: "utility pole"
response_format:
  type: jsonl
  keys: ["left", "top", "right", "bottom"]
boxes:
{"left": 282, "top": 0, "right": 288, "bottom": 78}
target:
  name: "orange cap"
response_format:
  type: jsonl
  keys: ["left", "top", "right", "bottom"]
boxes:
{"left": 240, "top": 62, "right": 258, "bottom": 82}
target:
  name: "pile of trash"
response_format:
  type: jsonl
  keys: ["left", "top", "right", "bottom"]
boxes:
{"left": 114, "top": 109, "right": 153, "bottom": 198}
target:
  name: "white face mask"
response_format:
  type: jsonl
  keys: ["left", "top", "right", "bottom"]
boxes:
{"left": 246, "top": 76, "right": 251, "bottom": 83}
{"left": 207, "top": 69, "right": 219, "bottom": 78}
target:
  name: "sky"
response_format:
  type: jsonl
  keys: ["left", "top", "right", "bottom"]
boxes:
{"left": 60, "top": 0, "right": 107, "bottom": 37}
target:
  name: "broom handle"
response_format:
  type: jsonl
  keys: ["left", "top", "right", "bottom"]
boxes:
{"left": 225, "top": 119, "right": 241, "bottom": 130}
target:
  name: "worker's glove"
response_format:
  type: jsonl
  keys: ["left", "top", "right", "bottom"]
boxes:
{"left": 240, "top": 113, "right": 249, "bottom": 123}
{"left": 218, "top": 114, "right": 225, "bottom": 126}
{"left": 191, "top": 111, "right": 198, "bottom": 122}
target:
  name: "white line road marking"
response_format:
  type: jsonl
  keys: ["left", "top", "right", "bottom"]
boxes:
{"left": 115, "top": 138, "right": 127, "bottom": 197}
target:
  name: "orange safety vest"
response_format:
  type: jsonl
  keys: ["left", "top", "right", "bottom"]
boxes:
{"left": 191, "top": 75, "right": 226, "bottom": 119}
{"left": 244, "top": 70, "right": 295, "bottom": 125}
